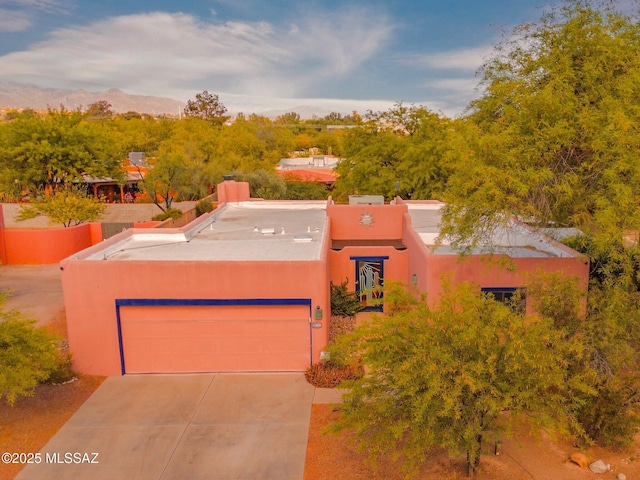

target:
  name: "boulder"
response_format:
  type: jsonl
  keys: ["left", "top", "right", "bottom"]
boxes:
{"left": 617, "top": 473, "right": 626, "bottom": 480}
{"left": 569, "top": 452, "right": 589, "bottom": 469}
{"left": 589, "top": 459, "right": 610, "bottom": 474}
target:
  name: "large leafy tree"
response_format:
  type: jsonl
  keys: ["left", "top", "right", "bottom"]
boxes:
{"left": 231, "top": 169, "right": 286, "bottom": 199}
{"left": 85, "top": 100, "right": 114, "bottom": 120}
{"left": 0, "top": 108, "right": 121, "bottom": 192}
{"left": 141, "top": 153, "right": 192, "bottom": 211}
{"left": 330, "top": 281, "right": 593, "bottom": 477}
{"left": 154, "top": 117, "right": 225, "bottom": 200}
{"left": 441, "top": 0, "right": 640, "bottom": 259}
{"left": 438, "top": 0, "right": 640, "bottom": 446}
{"left": 183, "top": 90, "right": 228, "bottom": 125}
{"left": 334, "top": 104, "right": 468, "bottom": 202}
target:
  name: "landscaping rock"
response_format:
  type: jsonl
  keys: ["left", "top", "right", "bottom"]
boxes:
{"left": 617, "top": 473, "right": 627, "bottom": 480}
{"left": 589, "top": 460, "right": 610, "bottom": 474}
{"left": 569, "top": 452, "right": 589, "bottom": 469}
{"left": 329, "top": 315, "right": 356, "bottom": 343}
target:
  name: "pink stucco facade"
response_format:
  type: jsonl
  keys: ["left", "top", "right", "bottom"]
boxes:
{"left": 61, "top": 181, "right": 589, "bottom": 376}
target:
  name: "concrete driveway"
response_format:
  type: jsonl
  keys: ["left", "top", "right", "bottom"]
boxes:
{"left": 17, "top": 373, "right": 320, "bottom": 480}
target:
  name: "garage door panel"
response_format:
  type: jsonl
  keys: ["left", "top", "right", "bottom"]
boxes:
{"left": 120, "top": 305, "right": 310, "bottom": 373}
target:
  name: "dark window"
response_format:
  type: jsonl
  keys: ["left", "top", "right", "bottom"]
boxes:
{"left": 481, "top": 287, "right": 526, "bottom": 314}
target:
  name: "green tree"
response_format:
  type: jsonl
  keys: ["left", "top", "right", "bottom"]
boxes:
{"left": 0, "top": 292, "right": 68, "bottom": 406}
{"left": 334, "top": 104, "right": 466, "bottom": 202}
{"left": 112, "top": 115, "right": 175, "bottom": 155}
{"left": 85, "top": 100, "right": 114, "bottom": 120}
{"left": 141, "top": 153, "right": 192, "bottom": 211}
{"left": 559, "top": 234, "right": 640, "bottom": 446}
{"left": 183, "top": 90, "right": 228, "bottom": 125}
{"left": 282, "top": 180, "right": 329, "bottom": 200}
{"left": 16, "top": 188, "right": 106, "bottom": 227}
{"left": 330, "top": 281, "right": 593, "bottom": 477}
{"left": 0, "top": 107, "right": 121, "bottom": 192}
{"left": 440, "top": 0, "right": 640, "bottom": 259}
{"left": 153, "top": 117, "right": 224, "bottom": 200}
{"left": 231, "top": 169, "right": 286, "bottom": 199}
{"left": 435, "top": 1, "right": 640, "bottom": 446}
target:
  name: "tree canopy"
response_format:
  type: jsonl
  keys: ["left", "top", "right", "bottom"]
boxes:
{"left": 333, "top": 103, "right": 469, "bottom": 202}
{"left": 183, "top": 90, "right": 228, "bottom": 124}
{"left": 330, "top": 281, "right": 593, "bottom": 477}
{"left": 0, "top": 108, "right": 122, "bottom": 192}
{"left": 440, "top": 0, "right": 640, "bottom": 258}
{"left": 16, "top": 188, "right": 106, "bottom": 227}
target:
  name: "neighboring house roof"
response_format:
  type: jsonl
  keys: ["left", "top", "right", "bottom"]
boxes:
{"left": 81, "top": 170, "right": 145, "bottom": 185}
{"left": 278, "top": 155, "right": 342, "bottom": 170}
{"left": 81, "top": 163, "right": 147, "bottom": 185}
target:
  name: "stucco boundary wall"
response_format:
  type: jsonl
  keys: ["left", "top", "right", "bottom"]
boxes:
{"left": 3, "top": 223, "right": 100, "bottom": 265}
{"left": 0, "top": 198, "right": 210, "bottom": 264}
{"left": 0, "top": 204, "right": 102, "bottom": 265}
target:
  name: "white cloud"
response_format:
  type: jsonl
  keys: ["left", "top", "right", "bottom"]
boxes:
{"left": 0, "top": 8, "right": 31, "bottom": 31}
{"left": 399, "top": 45, "right": 494, "bottom": 72}
{"left": 0, "top": 0, "right": 72, "bottom": 13}
{"left": 0, "top": 0, "right": 72, "bottom": 32}
{"left": 0, "top": 8, "right": 392, "bottom": 99}
{"left": 424, "top": 77, "right": 480, "bottom": 94}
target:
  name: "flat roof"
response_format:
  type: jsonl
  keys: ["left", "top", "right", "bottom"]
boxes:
{"left": 85, "top": 201, "right": 327, "bottom": 262}
{"left": 407, "top": 203, "right": 579, "bottom": 258}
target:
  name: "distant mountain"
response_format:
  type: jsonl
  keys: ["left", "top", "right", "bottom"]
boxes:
{"left": 0, "top": 83, "right": 184, "bottom": 115}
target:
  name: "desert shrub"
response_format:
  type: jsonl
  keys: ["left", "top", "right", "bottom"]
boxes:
{"left": 196, "top": 198, "right": 214, "bottom": 216}
{"left": 330, "top": 280, "right": 362, "bottom": 317}
{"left": 578, "top": 386, "right": 640, "bottom": 448}
{"left": 152, "top": 207, "right": 184, "bottom": 221}
{"left": 0, "top": 314, "right": 71, "bottom": 406}
{"left": 45, "top": 343, "right": 76, "bottom": 385}
{"left": 304, "top": 360, "right": 363, "bottom": 388}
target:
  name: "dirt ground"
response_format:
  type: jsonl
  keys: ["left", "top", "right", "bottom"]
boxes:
{"left": 0, "top": 264, "right": 64, "bottom": 327}
{"left": 0, "top": 296, "right": 105, "bottom": 480}
{"left": 0, "top": 375, "right": 105, "bottom": 480}
{"left": 304, "top": 404, "right": 640, "bottom": 480}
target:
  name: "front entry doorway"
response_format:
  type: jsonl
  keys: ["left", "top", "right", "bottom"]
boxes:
{"left": 352, "top": 256, "right": 388, "bottom": 312}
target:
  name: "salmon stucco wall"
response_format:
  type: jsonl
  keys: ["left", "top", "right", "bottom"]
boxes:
{"left": 61, "top": 257, "right": 330, "bottom": 375}
{"left": 326, "top": 202, "right": 407, "bottom": 240}
{"left": 401, "top": 211, "right": 430, "bottom": 293}
{"left": 4, "top": 223, "right": 95, "bottom": 264}
{"left": 424, "top": 254, "right": 590, "bottom": 308}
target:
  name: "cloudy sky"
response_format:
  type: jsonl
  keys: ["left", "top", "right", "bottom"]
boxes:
{"left": 0, "top": 0, "right": 551, "bottom": 117}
